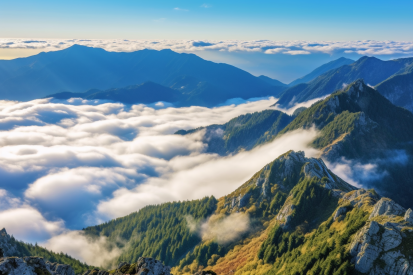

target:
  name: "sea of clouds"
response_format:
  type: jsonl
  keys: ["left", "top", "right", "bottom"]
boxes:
{"left": 1, "top": 38, "right": 413, "bottom": 56}
{"left": 0, "top": 95, "right": 392, "bottom": 265}
{"left": 0, "top": 96, "right": 324, "bottom": 263}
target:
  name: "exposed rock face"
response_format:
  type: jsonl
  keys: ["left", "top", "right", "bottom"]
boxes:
{"left": 405, "top": 208, "right": 413, "bottom": 223}
{"left": 47, "top": 261, "right": 75, "bottom": 275}
{"left": 86, "top": 257, "right": 171, "bottom": 275}
{"left": 224, "top": 150, "right": 356, "bottom": 214}
{"left": 0, "top": 228, "right": 19, "bottom": 257}
{"left": 0, "top": 256, "right": 75, "bottom": 275}
{"left": 135, "top": 257, "right": 171, "bottom": 275}
{"left": 369, "top": 198, "right": 406, "bottom": 218}
{"left": 350, "top": 196, "right": 413, "bottom": 275}
{"left": 333, "top": 206, "right": 350, "bottom": 221}
{"left": 342, "top": 189, "right": 380, "bottom": 208}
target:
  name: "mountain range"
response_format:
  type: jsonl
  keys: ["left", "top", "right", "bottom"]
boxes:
{"left": 276, "top": 56, "right": 413, "bottom": 112}
{"left": 288, "top": 57, "right": 354, "bottom": 86}
{"left": 180, "top": 80, "right": 413, "bottom": 209}
{"left": 1, "top": 46, "right": 413, "bottom": 275}
{"left": 0, "top": 45, "right": 286, "bottom": 106}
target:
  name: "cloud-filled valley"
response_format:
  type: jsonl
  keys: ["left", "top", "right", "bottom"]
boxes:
{"left": 0, "top": 97, "right": 321, "bottom": 251}
{"left": 0, "top": 91, "right": 406, "bottom": 267}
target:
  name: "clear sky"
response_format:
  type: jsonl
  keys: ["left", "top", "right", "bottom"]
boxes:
{"left": 1, "top": 0, "right": 413, "bottom": 41}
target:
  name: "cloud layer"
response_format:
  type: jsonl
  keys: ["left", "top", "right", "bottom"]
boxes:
{"left": 1, "top": 39, "right": 413, "bottom": 56}
{"left": 0, "top": 95, "right": 368, "bottom": 265}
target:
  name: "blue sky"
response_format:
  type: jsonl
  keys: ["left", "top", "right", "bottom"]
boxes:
{"left": 1, "top": 0, "right": 413, "bottom": 40}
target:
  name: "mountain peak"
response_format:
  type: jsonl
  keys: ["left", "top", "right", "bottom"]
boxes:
{"left": 222, "top": 150, "right": 355, "bottom": 214}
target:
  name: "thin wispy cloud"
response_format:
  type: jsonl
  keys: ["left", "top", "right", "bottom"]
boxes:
{"left": 174, "top": 7, "right": 189, "bottom": 11}
{"left": 153, "top": 18, "right": 166, "bottom": 23}
{"left": 201, "top": 4, "right": 211, "bottom": 8}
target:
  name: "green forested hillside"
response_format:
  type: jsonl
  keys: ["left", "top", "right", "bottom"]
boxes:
{"left": 0, "top": 229, "right": 91, "bottom": 274}
{"left": 176, "top": 110, "right": 293, "bottom": 155}
{"left": 84, "top": 197, "right": 217, "bottom": 267}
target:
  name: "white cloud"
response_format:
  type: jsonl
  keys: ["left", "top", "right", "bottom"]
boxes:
{"left": 1, "top": 39, "right": 413, "bottom": 56}
{"left": 284, "top": 50, "right": 311, "bottom": 55}
{"left": 186, "top": 213, "right": 250, "bottom": 245}
{"left": 0, "top": 206, "right": 65, "bottom": 242}
{"left": 96, "top": 128, "right": 319, "bottom": 219}
{"left": 200, "top": 213, "right": 250, "bottom": 244}
{"left": 0, "top": 96, "right": 321, "bottom": 264}
{"left": 43, "top": 231, "right": 122, "bottom": 268}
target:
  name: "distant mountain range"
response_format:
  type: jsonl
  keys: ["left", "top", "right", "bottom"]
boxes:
{"left": 48, "top": 81, "right": 182, "bottom": 104}
{"left": 276, "top": 56, "right": 413, "bottom": 111}
{"left": 288, "top": 57, "right": 354, "bottom": 86}
{"left": 0, "top": 45, "right": 287, "bottom": 106}
{"left": 2, "top": 46, "right": 413, "bottom": 112}
{"left": 180, "top": 80, "right": 413, "bottom": 208}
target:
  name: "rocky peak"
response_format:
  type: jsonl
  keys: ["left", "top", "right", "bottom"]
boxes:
{"left": 0, "top": 228, "right": 18, "bottom": 257}
{"left": 349, "top": 195, "right": 413, "bottom": 275}
{"left": 84, "top": 257, "right": 171, "bottom": 275}
{"left": 369, "top": 198, "right": 406, "bottom": 218}
{"left": 223, "top": 150, "right": 355, "bottom": 213}
{"left": 279, "top": 151, "right": 355, "bottom": 192}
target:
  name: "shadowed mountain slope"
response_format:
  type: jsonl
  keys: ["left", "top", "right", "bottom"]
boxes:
{"left": 375, "top": 70, "right": 413, "bottom": 113}
{"left": 288, "top": 57, "right": 355, "bottom": 87}
{"left": 276, "top": 56, "right": 413, "bottom": 108}
{"left": 176, "top": 109, "right": 294, "bottom": 155}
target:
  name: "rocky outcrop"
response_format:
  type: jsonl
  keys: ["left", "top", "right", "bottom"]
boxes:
{"left": 0, "top": 256, "right": 75, "bottom": 275}
{"left": 333, "top": 206, "right": 351, "bottom": 221}
{"left": 369, "top": 198, "right": 405, "bottom": 218}
{"left": 0, "top": 228, "right": 19, "bottom": 257}
{"left": 224, "top": 150, "right": 356, "bottom": 214}
{"left": 135, "top": 257, "right": 171, "bottom": 275}
{"left": 341, "top": 189, "right": 380, "bottom": 208}
{"left": 84, "top": 257, "right": 171, "bottom": 275}
{"left": 47, "top": 261, "right": 75, "bottom": 275}
{"left": 405, "top": 208, "right": 413, "bottom": 223}
{"left": 350, "top": 196, "right": 413, "bottom": 275}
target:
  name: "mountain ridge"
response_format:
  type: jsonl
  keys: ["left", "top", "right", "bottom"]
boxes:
{"left": 276, "top": 56, "right": 413, "bottom": 108}
{"left": 0, "top": 45, "right": 282, "bottom": 106}
{"left": 288, "top": 57, "right": 355, "bottom": 86}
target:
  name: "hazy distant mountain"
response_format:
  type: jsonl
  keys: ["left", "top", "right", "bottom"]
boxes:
{"left": 288, "top": 57, "right": 355, "bottom": 86}
{"left": 258, "top": 75, "right": 287, "bottom": 87}
{"left": 375, "top": 68, "right": 413, "bottom": 112}
{"left": 49, "top": 81, "right": 182, "bottom": 104}
{"left": 0, "top": 45, "right": 275, "bottom": 105}
{"left": 276, "top": 56, "right": 413, "bottom": 108}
